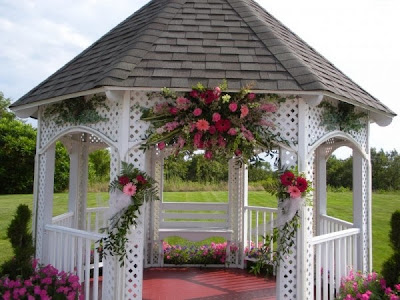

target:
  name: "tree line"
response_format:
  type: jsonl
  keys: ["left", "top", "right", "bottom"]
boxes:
{"left": 1, "top": 91, "right": 400, "bottom": 193}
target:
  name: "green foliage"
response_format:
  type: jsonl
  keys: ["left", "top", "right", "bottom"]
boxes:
{"left": 318, "top": 101, "right": 367, "bottom": 133}
{"left": 0, "top": 115, "right": 36, "bottom": 194}
{"left": 88, "top": 149, "right": 110, "bottom": 184}
{"left": 326, "top": 155, "right": 353, "bottom": 189}
{"left": 371, "top": 148, "right": 400, "bottom": 191}
{"left": 382, "top": 210, "right": 400, "bottom": 287}
{"left": 0, "top": 205, "right": 34, "bottom": 279}
{"left": 0, "top": 92, "right": 14, "bottom": 120}
{"left": 54, "top": 142, "right": 70, "bottom": 192}
{"left": 44, "top": 94, "right": 109, "bottom": 125}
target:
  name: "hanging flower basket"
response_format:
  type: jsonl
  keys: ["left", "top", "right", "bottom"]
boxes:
{"left": 140, "top": 81, "right": 288, "bottom": 162}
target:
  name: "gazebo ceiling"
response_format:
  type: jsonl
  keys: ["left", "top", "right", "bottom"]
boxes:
{"left": 11, "top": 0, "right": 395, "bottom": 119}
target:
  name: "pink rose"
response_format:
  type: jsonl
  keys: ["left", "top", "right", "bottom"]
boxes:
{"left": 158, "top": 141, "right": 166, "bottom": 150}
{"left": 193, "top": 108, "right": 202, "bottom": 116}
{"left": 229, "top": 102, "right": 238, "bottom": 112}
{"left": 227, "top": 128, "right": 237, "bottom": 135}
{"left": 247, "top": 93, "right": 256, "bottom": 100}
{"left": 169, "top": 107, "right": 178, "bottom": 115}
{"left": 209, "top": 125, "right": 216, "bottom": 135}
{"left": 190, "top": 90, "right": 199, "bottom": 98}
{"left": 260, "top": 103, "right": 277, "bottom": 112}
{"left": 214, "top": 86, "right": 221, "bottom": 97}
{"left": 212, "top": 112, "right": 221, "bottom": 122}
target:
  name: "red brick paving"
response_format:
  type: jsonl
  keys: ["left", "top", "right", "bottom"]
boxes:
{"left": 143, "top": 268, "right": 276, "bottom": 300}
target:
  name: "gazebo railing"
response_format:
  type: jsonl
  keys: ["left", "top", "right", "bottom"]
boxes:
{"left": 243, "top": 206, "right": 277, "bottom": 261}
{"left": 310, "top": 228, "right": 360, "bottom": 300}
{"left": 45, "top": 224, "right": 105, "bottom": 300}
{"left": 319, "top": 214, "right": 353, "bottom": 235}
{"left": 52, "top": 211, "right": 74, "bottom": 227}
{"left": 86, "top": 207, "right": 108, "bottom": 233}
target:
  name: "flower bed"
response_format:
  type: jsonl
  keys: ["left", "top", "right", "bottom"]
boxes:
{"left": 0, "top": 261, "right": 82, "bottom": 300}
{"left": 337, "top": 270, "right": 400, "bottom": 300}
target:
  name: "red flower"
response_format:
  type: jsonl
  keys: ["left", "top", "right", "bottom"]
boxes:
{"left": 158, "top": 141, "right": 166, "bottom": 150}
{"left": 215, "top": 119, "right": 231, "bottom": 132}
{"left": 190, "top": 90, "right": 199, "bottom": 98}
{"left": 136, "top": 175, "right": 147, "bottom": 185}
{"left": 118, "top": 176, "right": 130, "bottom": 186}
{"left": 204, "top": 150, "right": 213, "bottom": 160}
{"left": 169, "top": 107, "right": 178, "bottom": 115}
{"left": 209, "top": 125, "right": 216, "bottom": 135}
{"left": 296, "top": 177, "right": 308, "bottom": 192}
{"left": 234, "top": 149, "right": 242, "bottom": 156}
{"left": 203, "top": 90, "right": 217, "bottom": 104}
{"left": 280, "top": 171, "right": 294, "bottom": 186}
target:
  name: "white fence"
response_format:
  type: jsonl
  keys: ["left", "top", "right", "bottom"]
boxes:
{"left": 52, "top": 211, "right": 74, "bottom": 227}
{"left": 45, "top": 224, "right": 106, "bottom": 300}
{"left": 243, "top": 206, "right": 277, "bottom": 261}
{"left": 86, "top": 207, "right": 108, "bottom": 233}
{"left": 319, "top": 214, "right": 353, "bottom": 235}
{"left": 311, "top": 227, "right": 360, "bottom": 300}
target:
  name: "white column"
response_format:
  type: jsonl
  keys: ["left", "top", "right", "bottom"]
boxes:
{"left": 67, "top": 136, "right": 89, "bottom": 230}
{"left": 352, "top": 150, "right": 369, "bottom": 272}
{"left": 316, "top": 146, "right": 327, "bottom": 235}
{"left": 35, "top": 143, "right": 56, "bottom": 263}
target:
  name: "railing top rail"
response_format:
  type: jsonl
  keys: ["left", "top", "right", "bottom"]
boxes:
{"left": 320, "top": 214, "right": 353, "bottom": 227}
{"left": 86, "top": 207, "right": 109, "bottom": 212}
{"left": 244, "top": 206, "right": 278, "bottom": 213}
{"left": 162, "top": 202, "right": 228, "bottom": 210}
{"left": 52, "top": 211, "right": 74, "bottom": 222}
{"left": 45, "top": 224, "right": 106, "bottom": 240}
{"left": 310, "top": 228, "right": 360, "bottom": 245}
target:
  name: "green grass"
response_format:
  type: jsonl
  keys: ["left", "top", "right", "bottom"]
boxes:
{"left": 0, "top": 191, "right": 398, "bottom": 272}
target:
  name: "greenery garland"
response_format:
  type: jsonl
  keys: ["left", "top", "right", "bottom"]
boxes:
{"left": 318, "top": 101, "right": 367, "bottom": 133}
{"left": 44, "top": 94, "right": 109, "bottom": 125}
{"left": 98, "top": 162, "right": 159, "bottom": 265}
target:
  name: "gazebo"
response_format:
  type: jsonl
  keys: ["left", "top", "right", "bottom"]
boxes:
{"left": 10, "top": 0, "right": 395, "bottom": 299}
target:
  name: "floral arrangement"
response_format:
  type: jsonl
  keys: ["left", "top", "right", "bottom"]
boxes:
{"left": 0, "top": 260, "right": 82, "bottom": 300}
{"left": 141, "top": 81, "right": 287, "bottom": 162}
{"left": 99, "top": 162, "right": 158, "bottom": 265}
{"left": 162, "top": 241, "right": 238, "bottom": 265}
{"left": 44, "top": 94, "right": 109, "bottom": 125}
{"left": 336, "top": 269, "right": 400, "bottom": 300}
{"left": 252, "top": 170, "right": 311, "bottom": 274}
{"left": 318, "top": 101, "right": 367, "bottom": 133}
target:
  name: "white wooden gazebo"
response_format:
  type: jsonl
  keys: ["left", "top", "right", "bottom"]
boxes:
{"left": 10, "top": 0, "right": 395, "bottom": 299}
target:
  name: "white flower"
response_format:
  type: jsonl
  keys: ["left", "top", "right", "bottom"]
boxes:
{"left": 222, "top": 94, "right": 231, "bottom": 103}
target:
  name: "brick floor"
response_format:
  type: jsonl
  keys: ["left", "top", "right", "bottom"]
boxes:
{"left": 143, "top": 268, "right": 276, "bottom": 300}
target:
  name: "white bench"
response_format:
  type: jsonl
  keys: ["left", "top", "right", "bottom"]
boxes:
{"left": 158, "top": 202, "right": 233, "bottom": 266}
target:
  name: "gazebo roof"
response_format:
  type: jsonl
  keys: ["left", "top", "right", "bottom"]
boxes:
{"left": 11, "top": 0, "right": 395, "bottom": 118}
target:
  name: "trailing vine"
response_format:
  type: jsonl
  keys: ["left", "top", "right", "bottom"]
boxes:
{"left": 44, "top": 94, "right": 109, "bottom": 125}
{"left": 318, "top": 101, "right": 367, "bottom": 133}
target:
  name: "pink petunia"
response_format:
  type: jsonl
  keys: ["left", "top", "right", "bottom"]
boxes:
{"left": 229, "top": 102, "right": 238, "bottom": 112}
{"left": 227, "top": 128, "right": 237, "bottom": 136}
{"left": 196, "top": 119, "right": 210, "bottom": 131}
{"left": 247, "top": 93, "right": 256, "bottom": 100}
{"left": 288, "top": 185, "right": 301, "bottom": 198}
{"left": 193, "top": 108, "right": 202, "bottom": 116}
{"left": 212, "top": 112, "right": 221, "bottom": 122}
{"left": 169, "top": 107, "right": 178, "bottom": 115}
{"left": 204, "top": 150, "right": 213, "bottom": 160}
{"left": 209, "top": 125, "right": 216, "bottom": 135}
{"left": 395, "top": 284, "right": 400, "bottom": 291}
{"left": 240, "top": 105, "right": 249, "bottom": 118}
{"left": 176, "top": 97, "right": 190, "bottom": 110}
{"left": 260, "top": 103, "right": 278, "bottom": 112}
{"left": 123, "top": 183, "right": 137, "bottom": 196}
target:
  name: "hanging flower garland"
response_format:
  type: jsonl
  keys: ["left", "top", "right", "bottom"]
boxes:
{"left": 99, "top": 162, "right": 158, "bottom": 265}
{"left": 252, "top": 170, "right": 312, "bottom": 274}
{"left": 140, "top": 81, "right": 288, "bottom": 162}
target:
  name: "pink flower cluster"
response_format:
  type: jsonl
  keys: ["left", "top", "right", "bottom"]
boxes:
{"left": 0, "top": 261, "right": 82, "bottom": 300}
{"left": 143, "top": 84, "right": 281, "bottom": 161}
{"left": 337, "top": 269, "right": 400, "bottom": 300}
{"left": 279, "top": 171, "right": 309, "bottom": 199}
{"left": 118, "top": 173, "right": 148, "bottom": 197}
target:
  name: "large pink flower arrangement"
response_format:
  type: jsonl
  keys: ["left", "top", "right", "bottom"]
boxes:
{"left": 141, "top": 82, "right": 286, "bottom": 161}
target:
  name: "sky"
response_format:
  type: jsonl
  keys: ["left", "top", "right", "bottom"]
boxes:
{"left": 0, "top": 0, "right": 399, "bottom": 156}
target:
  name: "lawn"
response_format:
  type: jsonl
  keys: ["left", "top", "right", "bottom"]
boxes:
{"left": 0, "top": 190, "right": 398, "bottom": 272}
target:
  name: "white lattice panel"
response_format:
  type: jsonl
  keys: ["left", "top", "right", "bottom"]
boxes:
{"left": 305, "top": 154, "right": 315, "bottom": 299}
{"left": 308, "top": 104, "right": 330, "bottom": 147}
{"left": 267, "top": 98, "right": 299, "bottom": 144}
{"left": 349, "top": 122, "right": 368, "bottom": 151}
{"left": 129, "top": 91, "right": 156, "bottom": 143}
{"left": 35, "top": 153, "right": 47, "bottom": 260}
{"left": 361, "top": 158, "right": 369, "bottom": 271}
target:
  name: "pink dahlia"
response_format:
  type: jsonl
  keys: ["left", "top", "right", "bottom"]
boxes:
{"left": 123, "top": 183, "right": 137, "bottom": 196}
{"left": 296, "top": 177, "right": 308, "bottom": 192}
{"left": 227, "top": 128, "right": 237, "bottom": 135}
{"left": 196, "top": 119, "right": 210, "bottom": 131}
{"left": 288, "top": 186, "right": 301, "bottom": 198}
{"left": 215, "top": 119, "right": 231, "bottom": 132}
{"left": 280, "top": 171, "right": 294, "bottom": 186}
{"left": 193, "top": 108, "right": 202, "bottom": 116}
{"left": 212, "top": 112, "right": 221, "bottom": 122}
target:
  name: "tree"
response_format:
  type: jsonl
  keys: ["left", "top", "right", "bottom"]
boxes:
{"left": 326, "top": 155, "right": 353, "bottom": 189}
{"left": 381, "top": 210, "right": 400, "bottom": 287}
{"left": 88, "top": 148, "right": 110, "bottom": 184}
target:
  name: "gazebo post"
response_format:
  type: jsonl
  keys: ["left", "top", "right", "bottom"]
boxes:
{"left": 352, "top": 149, "right": 370, "bottom": 273}
{"left": 34, "top": 143, "right": 56, "bottom": 263}
{"left": 316, "top": 146, "right": 328, "bottom": 235}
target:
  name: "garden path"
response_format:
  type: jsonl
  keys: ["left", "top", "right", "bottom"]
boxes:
{"left": 143, "top": 268, "right": 276, "bottom": 300}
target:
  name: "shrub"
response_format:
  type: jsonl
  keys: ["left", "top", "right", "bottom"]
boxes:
{"left": 336, "top": 270, "right": 400, "bottom": 300}
{"left": 0, "top": 261, "right": 83, "bottom": 300}
{"left": 382, "top": 210, "right": 400, "bottom": 287}
{"left": 0, "top": 205, "right": 35, "bottom": 279}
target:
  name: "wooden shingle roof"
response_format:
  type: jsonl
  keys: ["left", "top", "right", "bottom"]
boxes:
{"left": 11, "top": 0, "right": 395, "bottom": 117}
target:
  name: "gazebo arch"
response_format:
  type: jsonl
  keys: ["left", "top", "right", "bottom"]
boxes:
{"left": 10, "top": 0, "right": 395, "bottom": 299}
